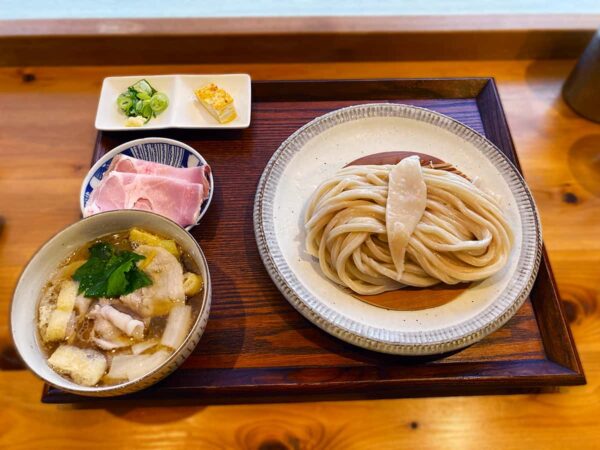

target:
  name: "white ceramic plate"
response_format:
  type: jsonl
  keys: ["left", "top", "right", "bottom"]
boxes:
{"left": 254, "top": 103, "right": 542, "bottom": 355}
{"left": 95, "top": 74, "right": 251, "bottom": 130}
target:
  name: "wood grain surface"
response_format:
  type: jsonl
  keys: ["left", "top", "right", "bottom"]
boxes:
{"left": 1, "top": 15, "right": 599, "bottom": 66}
{"left": 1, "top": 60, "right": 599, "bottom": 448}
{"left": 4, "top": 15, "right": 600, "bottom": 36}
{"left": 42, "top": 79, "right": 580, "bottom": 403}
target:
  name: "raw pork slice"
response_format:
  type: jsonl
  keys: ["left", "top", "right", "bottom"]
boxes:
{"left": 85, "top": 172, "right": 206, "bottom": 227}
{"left": 108, "top": 154, "right": 211, "bottom": 192}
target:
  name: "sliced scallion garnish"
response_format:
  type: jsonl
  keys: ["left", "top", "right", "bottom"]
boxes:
{"left": 116, "top": 79, "right": 168, "bottom": 126}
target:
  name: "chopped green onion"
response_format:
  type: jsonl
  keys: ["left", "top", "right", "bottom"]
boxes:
{"left": 140, "top": 100, "right": 153, "bottom": 119}
{"left": 116, "top": 94, "right": 133, "bottom": 113}
{"left": 132, "top": 79, "right": 154, "bottom": 96}
{"left": 135, "top": 100, "right": 144, "bottom": 114}
{"left": 149, "top": 92, "right": 169, "bottom": 114}
{"left": 116, "top": 79, "right": 168, "bottom": 126}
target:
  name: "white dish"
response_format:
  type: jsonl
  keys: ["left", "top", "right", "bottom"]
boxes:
{"left": 95, "top": 74, "right": 251, "bottom": 131}
{"left": 254, "top": 103, "right": 542, "bottom": 355}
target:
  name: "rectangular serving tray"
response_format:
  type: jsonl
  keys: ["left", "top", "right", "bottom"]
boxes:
{"left": 43, "top": 78, "right": 585, "bottom": 403}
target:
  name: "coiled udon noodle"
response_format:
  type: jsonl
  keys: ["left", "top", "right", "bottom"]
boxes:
{"left": 304, "top": 156, "right": 513, "bottom": 295}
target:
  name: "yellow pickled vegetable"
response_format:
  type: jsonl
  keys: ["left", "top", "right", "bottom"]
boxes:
{"left": 58, "top": 260, "right": 86, "bottom": 279}
{"left": 137, "top": 249, "right": 156, "bottom": 271}
{"left": 129, "top": 228, "right": 180, "bottom": 258}
{"left": 183, "top": 272, "right": 203, "bottom": 296}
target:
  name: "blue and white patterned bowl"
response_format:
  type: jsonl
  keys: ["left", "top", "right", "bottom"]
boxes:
{"left": 80, "top": 137, "right": 214, "bottom": 230}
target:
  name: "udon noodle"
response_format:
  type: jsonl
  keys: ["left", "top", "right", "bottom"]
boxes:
{"left": 304, "top": 156, "right": 513, "bottom": 295}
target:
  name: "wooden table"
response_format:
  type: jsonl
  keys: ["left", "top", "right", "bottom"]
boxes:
{"left": 1, "top": 60, "right": 599, "bottom": 449}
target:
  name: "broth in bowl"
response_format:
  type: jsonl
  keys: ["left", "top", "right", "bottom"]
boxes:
{"left": 37, "top": 227, "right": 203, "bottom": 387}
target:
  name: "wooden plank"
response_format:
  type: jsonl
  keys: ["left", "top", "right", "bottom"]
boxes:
{"left": 1, "top": 15, "right": 598, "bottom": 66}
{"left": 2, "top": 15, "right": 600, "bottom": 36}
{"left": 253, "top": 78, "right": 490, "bottom": 101}
{"left": 42, "top": 79, "right": 581, "bottom": 403}
{"left": 42, "top": 360, "right": 576, "bottom": 405}
{"left": 476, "top": 79, "right": 584, "bottom": 378}
{"left": 477, "top": 83, "right": 583, "bottom": 378}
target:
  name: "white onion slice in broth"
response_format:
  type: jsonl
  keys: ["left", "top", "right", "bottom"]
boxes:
{"left": 131, "top": 339, "right": 159, "bottom": 355}
{"left": 161, "top": 305, "right": 192, "bottom": 350}
{"left": 106, "top": 349, "right": 170, "bottom": 381}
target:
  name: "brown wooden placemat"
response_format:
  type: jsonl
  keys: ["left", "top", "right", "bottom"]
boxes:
{"left": 43, "top": 78, "right": 584, "bottom": 403}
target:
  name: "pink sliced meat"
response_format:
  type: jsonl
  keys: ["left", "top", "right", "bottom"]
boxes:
{"left": 108, "top": 154, "right": 211, "bottom": 193}
{"left": 85, "top": 172, "right": 207, "bottom": 227}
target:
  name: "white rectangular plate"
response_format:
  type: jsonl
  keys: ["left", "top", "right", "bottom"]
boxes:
{"left": 95, "top": 74, "right": 251, "bottom": 131}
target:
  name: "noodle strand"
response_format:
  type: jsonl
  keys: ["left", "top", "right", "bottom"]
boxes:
{"left": 304, "top": 161, "right": 513, "bottom": 295}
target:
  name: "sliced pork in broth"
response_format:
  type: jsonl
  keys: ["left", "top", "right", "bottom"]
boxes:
{"left": 120, "top": 245, "right": 186, "bottom": 317}
{"left": 37, "top": 228, "right": 204, "bottom": 387}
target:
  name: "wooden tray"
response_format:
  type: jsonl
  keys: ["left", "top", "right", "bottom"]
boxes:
{"left": 43, "top": 78, "right": 585, "bottom": 403}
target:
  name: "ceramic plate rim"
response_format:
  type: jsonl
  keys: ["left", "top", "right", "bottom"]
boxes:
{"left": 80, "top": 137, "right": 214, "bottom": 230}
{"left": 253, "top": 103, "right": 542, "bottom": 355}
